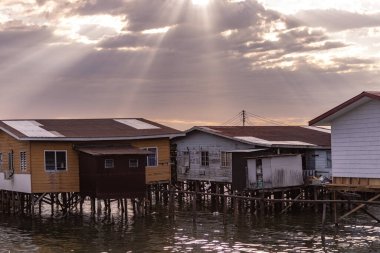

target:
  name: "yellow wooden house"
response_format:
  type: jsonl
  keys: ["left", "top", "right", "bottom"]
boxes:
{"left": 0, "top": 118, "right": 182, "bottom": 194}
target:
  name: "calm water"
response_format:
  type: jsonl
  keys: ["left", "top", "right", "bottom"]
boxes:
{"left": 0, "top": 203, "right": 379, "bottom": 253}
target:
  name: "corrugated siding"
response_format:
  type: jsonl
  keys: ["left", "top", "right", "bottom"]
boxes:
{"left": 174, "top": 131, "right": 253, "bottom": 182}
{"left": 332, "top": 99, "right": 380, "bottom": 178}
{"left": 246, "top": 155, "right": 303, "bottom": 189}
{"left": 313, "top": 150, "right": 332, "bottom": 177}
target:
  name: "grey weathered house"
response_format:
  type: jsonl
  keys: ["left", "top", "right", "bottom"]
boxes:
{"left": 173, "top": 126, "right": 331, "bottom": 190}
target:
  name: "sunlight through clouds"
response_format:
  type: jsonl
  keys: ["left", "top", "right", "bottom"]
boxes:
{"left": 258, "top": 0, "right": 380, "bottom": 15}
{"left": 0, "top": 0, "right": 379, "bottom": 127}
{"left": 55, "top": 15, "right": 126, "bottom": 44}
{"left": 191, "top": 0, "right": 210, "bottom": 6}
{"left": 142, "top": 26, "right": 173, "bottom": 34}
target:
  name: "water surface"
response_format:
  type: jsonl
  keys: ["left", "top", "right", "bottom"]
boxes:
{"left": 0, "top": 204, "right": 379, "bottom": 252}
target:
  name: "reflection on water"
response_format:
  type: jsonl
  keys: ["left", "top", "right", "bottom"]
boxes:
{"left": 0, "top": 203, "right": 379, "bottom": 252}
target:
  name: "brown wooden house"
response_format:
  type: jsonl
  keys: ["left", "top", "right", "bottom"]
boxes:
{"left": 0, "top": 118, "right": 182, "bottom": 199}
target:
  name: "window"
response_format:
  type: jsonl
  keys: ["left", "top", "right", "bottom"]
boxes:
{"left": 20, "top": 151, "right": 27, "bottom": 171}
{"left": 143, "top": 147, "right": 158, "bottom": 167}
{"left": 104, "top": 159, "right": 114, "bottom": 168}
{"left": 8, "top": 152, "right": 14, "bottom": 171}
{"left": 201, "top": 151, "right": 209, "bottom": 167}
{"left": 221, "top": 151, "right": 231, "bottom": 167}
{"left": 45, "top": 151, "right": 67, "bottom": 171}
{"left": 326, "top": 151, "right": 332, "bottom": 168}
{"left": 129, "top": 159, "right": 139, "bottom": 168}
{"left": 183, "top": 151, "right": 190, "bottom": 167}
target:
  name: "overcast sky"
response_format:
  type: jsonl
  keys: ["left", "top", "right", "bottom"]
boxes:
{"left": 0, "top": 0, "right": 379, "bottom": 129}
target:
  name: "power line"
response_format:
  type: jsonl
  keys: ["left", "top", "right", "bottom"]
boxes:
{"left": 222, "top": 110, "right": 288, "bottom": 126}
{"left": 245, "top": 111, "right": 288, "bottom": 126}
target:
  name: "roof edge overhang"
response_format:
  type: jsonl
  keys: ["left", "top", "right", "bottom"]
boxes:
{"left": 0, "top": 128, "right": 184, "bottom": 141}
{"left": 309, "top": 92, "right": 380, "bottom": 126}
{"left": 270, "top": 144, "right": 330, "bottom": 149}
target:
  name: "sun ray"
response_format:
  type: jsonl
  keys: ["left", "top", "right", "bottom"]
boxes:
{"left": 192, "top": 0, "right": 210, "bottom": 6}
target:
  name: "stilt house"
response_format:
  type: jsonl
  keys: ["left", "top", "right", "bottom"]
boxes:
{"left": 0, "top": 118, "right": 182, "bottom": 198}
{"left": 173, "top": 126, "right": 331, "bottom": 190}
{"left": 310, "top": 91, "right": 380, "bottom": 190}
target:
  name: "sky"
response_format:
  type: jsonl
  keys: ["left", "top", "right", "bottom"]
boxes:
{"left": 0, "top": 0, "right": 379, "bottom": 130}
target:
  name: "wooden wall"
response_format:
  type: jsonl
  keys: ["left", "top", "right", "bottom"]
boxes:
{"left": 0, "top": 131, "right": 30, "bottom": 174}
{"left": 130, "top": 138, "right": 171, "bottom": 184}
{"left": 0, "top": 131, "right": 32, "bottom": 193}
{"left": 79, "top": 153, "right": 146, "bottom": 198}
{"left": 333, "top": 177, "right": 380, "bottom": 187}
{"left": 0, "top": 133, "right": 171, "bottom": 192}
{"left": 246, "top": 155, "right": 303, "bottom": 190}
{"left": 30, "top": 141, "right": 79, "bottom": 193}
{"left": 173, "top": 130, "right": 253, "bottom": 183}
{"left": 305, "top": 149, "right": 331, "bottom": 178}
{"left": 331, "top": 99, "right": 380, "bottom": 179}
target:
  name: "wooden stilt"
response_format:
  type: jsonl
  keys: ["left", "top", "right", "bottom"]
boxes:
{"left": 314, "top": 187, "right": 318, "bottom": 213}
{"left": 30, "top": 193, "right": 34, "bottom": 218}
{"left": 339, "top": 193, "right": 380, "bottom": 221}
{"left": 223, "top": 195, "right": 228, "bottom": 225}
{"left": 333, "top": 191, "right": 337, "bottom": 226}
{"left": 280, "top": 192, "right": 303, "bottom": 214}
{"left": 322, "top": 203, "right": 327, "bottom": 228}
{"left": 192, "top": 192, "right": 196, "bottom": 223}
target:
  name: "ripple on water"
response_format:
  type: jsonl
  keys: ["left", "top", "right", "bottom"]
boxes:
{"left": 0, "top": 206, "right": 379, "bottom": 252}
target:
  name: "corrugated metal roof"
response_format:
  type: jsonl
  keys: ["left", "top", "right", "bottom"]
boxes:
{"left": 193, "top": 125, "right": 330, "bottom": 147}
{"left": 0, "top": 118, "right": 182, "bottom": 141}
{"left": 76, "top": 146, "right": 153, "bottom": 156}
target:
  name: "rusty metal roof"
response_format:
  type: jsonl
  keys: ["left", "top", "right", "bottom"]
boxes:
{"left": 0, "top": 118, "right": 183, "bottom": 141}
{"left": 187, "top": 126, "right": 330, "bottom": 148}
{"left": 309, "top": 91, "right": 380, "bottom": 126}
{"left": 76, "top": 145, "right": 152, "bottom": 156}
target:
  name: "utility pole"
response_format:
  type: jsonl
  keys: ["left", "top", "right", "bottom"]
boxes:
{"left": 242, "top": 110, "right": 246, "bottom": 126}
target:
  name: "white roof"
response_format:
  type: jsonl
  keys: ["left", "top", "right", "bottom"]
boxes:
{"left": 114, "top": 119, "right": 160, "bottom": 130}
{"left": 2, "top": 120, "right": 63, "bottom": 138}
{"left": 235, "top": 136, "right": 316, "bottom": 147}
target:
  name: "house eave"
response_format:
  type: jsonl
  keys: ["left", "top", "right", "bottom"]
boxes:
{"left": 309, "top": 92, "right": 380, "bottom": 126}
{"left": 0, "top": 128, "right": 184, "bottom": 142}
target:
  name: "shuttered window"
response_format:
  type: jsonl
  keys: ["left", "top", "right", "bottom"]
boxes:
{"left": 105, "top": 159, "right": 114, "bottom": 168}
{"left": 220, "top": 151, "right": 231, "bottom": 167}
{"left": 201, "top": 151, "right": 209, "bottom": 167}
{"left": 20, "top": 151, "right": 27, "bottom": 171}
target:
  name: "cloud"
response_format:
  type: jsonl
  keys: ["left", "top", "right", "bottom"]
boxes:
{"left": 0, "top": 0, "right": 378, "bottom": 129}
{"left": 294, "top": 10, "right": 380, "bottom": 31}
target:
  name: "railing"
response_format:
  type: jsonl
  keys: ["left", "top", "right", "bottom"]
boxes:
{"left": 303, "top": 170, "right": 315, "bottom": 178}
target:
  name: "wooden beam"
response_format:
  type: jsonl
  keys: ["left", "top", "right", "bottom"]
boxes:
{"left": 359, "top": 207, "right": 380, "bottom": 223}
{"left": 280, "top": 192, "right": 302, "bottom": 214}
{"left": 339, "top": 193, "right": 380, "bottom": 220}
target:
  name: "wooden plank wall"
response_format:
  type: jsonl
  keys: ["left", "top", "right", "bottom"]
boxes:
{"left": 30, "top": 141, "right": 79, "bottom": 193}
{"left": 333, "top": 177, "right": 380, "bottom": 187}
{"left": 130, "top": 138, "right": 171, "bottom": 184}
{"left": 0, "top": 131, "right": 30, "bottom": 174}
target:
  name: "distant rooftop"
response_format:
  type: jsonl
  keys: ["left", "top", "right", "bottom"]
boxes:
{"left": 0, "top": 118, "right": 183, "bottom": 141}
{"left": 187, "top": 125, "right": 331, "bottom": 148}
